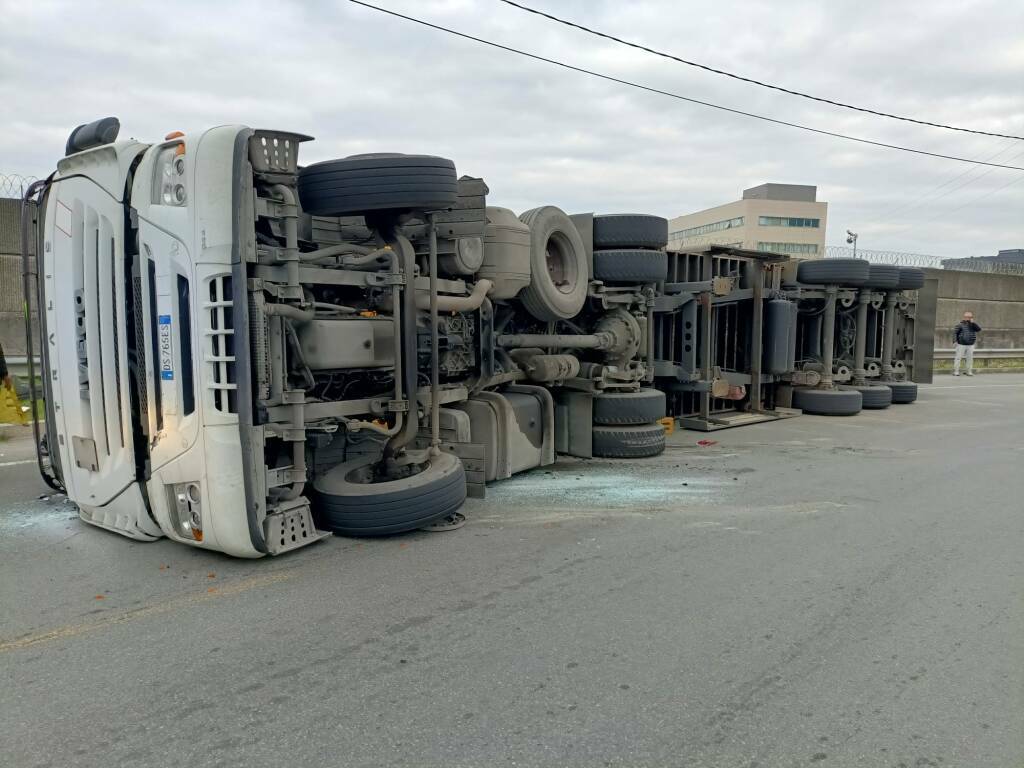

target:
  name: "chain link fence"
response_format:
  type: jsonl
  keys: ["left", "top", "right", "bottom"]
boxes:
{"left": 825, "top": 244, "right": 1024, "bottom": 276}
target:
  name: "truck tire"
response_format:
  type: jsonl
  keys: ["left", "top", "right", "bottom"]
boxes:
{"left": 792, "top": 387, "right": 862, "bottom": 416}
{"left": 592, "top": 214, "right": 669, "bottom": 249}
{"left": 297, "top": 154, "right": 458, "bottom": 216}
{"left": 593, "top": 249, "right": 669, "bottom": 283}
{"left": 863, "top": 264, "right": 900, "bottom": 289}
{"left": 886, "top": 381, "right": 918, "bottom": 403}
{"left": 593, "top": 388, "right": 666, "bottom": 425}
{"left": 313, "top": 452, "right": 466, "bottom": 536}
{"left": 796, "top": 258, "right": 870, "bottom": 287}
{"left": 518, "top": 206, "right": 589, "bottom": 321}
{"left": 840, "top": 384, "right": 892, "bottom": 409}
{"left": 592, "top": 423, "right": 666, "bottom": 458}
{"left": 896, "top": 267, "right": 925, "bottom": 290}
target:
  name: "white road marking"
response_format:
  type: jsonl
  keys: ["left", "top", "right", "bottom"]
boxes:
{"left": 928, "top": 384, "right": 1024, "bottom": 389}
{"left": 0, "top": 459, "right": 36, "bottom": 468}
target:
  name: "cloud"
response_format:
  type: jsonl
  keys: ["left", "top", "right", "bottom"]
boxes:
{"left": 0, "top": 0, "right": 1020, "bottom": 257}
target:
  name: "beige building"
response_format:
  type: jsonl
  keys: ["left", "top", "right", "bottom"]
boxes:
{"left": 668, "top": 183, "right": 828, "bottom": 258}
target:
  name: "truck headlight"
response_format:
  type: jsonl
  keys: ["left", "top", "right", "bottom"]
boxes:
{"left": 172, "top": 482, "right": 203, "bottom": 541}
{"left": 152, "top": 144, "right": 187, "bottom": 206}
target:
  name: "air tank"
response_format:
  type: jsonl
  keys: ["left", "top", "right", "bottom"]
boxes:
{"left": 763, "top": 298, "right": 798, "bottom": 374}
{"left": 478, "top": 207, "right": 532, "bottom": 299}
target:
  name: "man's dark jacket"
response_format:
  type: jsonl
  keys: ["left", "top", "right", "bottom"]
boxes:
{"left": 954, "top": 321, "right": 981, "bottom": 346}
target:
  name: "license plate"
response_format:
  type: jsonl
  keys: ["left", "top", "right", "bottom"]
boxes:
{"left": 158, "top": 314, "right": 174, "bottom": 380}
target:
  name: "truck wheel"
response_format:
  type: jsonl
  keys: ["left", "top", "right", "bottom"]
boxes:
{"left": 593, "top": 249, "right": 668, "bottom": 284}
{"left": 862, "top": 264, "right": 900, "bottom": 289}
{"left": 593, "top": 388, "right": 666, "bottom": 425}
{"left": 297, "top": 153, "right": 458, "bottom": 216}
{"left": 519, "top": 206, "right": 589, "bottom": 321}
{"left": 313, "top": 452, "right": 466, "bottom": 536}
{"left": 896, "top": 267, "right": 925, "bottom": 290}
{"left": 797, "top": 258, "right": 870, "bottom": 287}
{"left": 840, "top": 384, "right": 892, "bottom": 409}
{"left": 886, "top": 381, "right": 918, "bottom": 403}
{"left": 792, "top": 387, "right": 862, "bottom": 416}
{"left": 592, "top": 214, "right": 668, "bottom": 249}
{"left": 592, "top": 423, "right": 666, "bottom": 458}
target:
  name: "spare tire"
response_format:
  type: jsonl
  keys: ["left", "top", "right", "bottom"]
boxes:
{"left": 886, "top": 381, "right": 918, "bottom": 404}
{"left": 797, "top": 258, "right": 871, "bottom": 287}
{"left": 863, "top": 264, "right": 900, "bottom": 289}
{"left": 592, "top": 423, "right": 666, "bottom": 458}
{"left": 593, "top": 249, "right": 668, "bottom": 284}
{"left": 313, "top": 452, "right": 466, "bottom": 536}
{"left": 297, "top": 154, "right": 458, "bottom": 216}
{"left": 896, "top": 267, "right": 925, "bottom": 290}
{"left": 792, "top": 387, "right": 862, "bottom": 416}
{"left": 840, "top": 384, "right": 892, "bottom": 409}
{"left": 593, "top": 388, "right": 666, "bottom": 425}
{"left": 519, "top": 206, "right": 589, "bottom": 321}
{"left": 593, "top": 214, "right": 669, "bottom": 249}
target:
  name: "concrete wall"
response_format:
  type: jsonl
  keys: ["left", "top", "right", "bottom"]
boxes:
{"left": 0, "top": 197, "right": 37, "bottom": 357}
{"left": 925, "top": 267, "right": 1024, "bottom": 350}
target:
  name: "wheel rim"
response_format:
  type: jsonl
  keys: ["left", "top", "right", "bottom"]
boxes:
{"left": 343, "top": 459, "right": 430, "bottom": 485}
{"left": 545, "top": 231, "right": 578, "bottom": 294}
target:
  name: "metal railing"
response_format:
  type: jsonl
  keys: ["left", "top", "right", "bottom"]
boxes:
{"left": 933, "top": 348, "right": 1024, "bottom": 359}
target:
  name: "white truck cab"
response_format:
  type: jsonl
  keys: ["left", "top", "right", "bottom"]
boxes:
{"left": 40, "top": 124, "right": 270, "bottom": 556}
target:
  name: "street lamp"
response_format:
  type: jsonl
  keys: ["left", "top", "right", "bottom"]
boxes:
{"left": 846, "top": 230, "right": 859, "bottom": 259}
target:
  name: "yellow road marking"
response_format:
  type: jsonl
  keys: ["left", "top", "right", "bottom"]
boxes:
{"left": 0, "top": 570, "right": 293, "bottom": 653}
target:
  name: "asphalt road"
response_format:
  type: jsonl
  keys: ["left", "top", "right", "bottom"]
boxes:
{"left": 2, "top": 375, "right": 1022, "bottom": 767}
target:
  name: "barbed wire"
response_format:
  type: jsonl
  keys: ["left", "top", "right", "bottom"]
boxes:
{"left": 824, "top": 245, "right": 944, "bottom": 268}
{"left": 824, "top": 245, "right": 1024, "bottom": 275}
{"left": 939, "top": 257, "right": 1024, "bottom": 275}
{"left": 0, "top": 174, "right": 39, "bottom": 199}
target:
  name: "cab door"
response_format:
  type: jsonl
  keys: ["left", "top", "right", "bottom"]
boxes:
{"left": 134, "top": 214, "right": 200, "bottom": 472}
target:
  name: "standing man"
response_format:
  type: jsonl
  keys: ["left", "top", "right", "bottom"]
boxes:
{"left": 953, "top": 311, "right": 982, "bottom": 376}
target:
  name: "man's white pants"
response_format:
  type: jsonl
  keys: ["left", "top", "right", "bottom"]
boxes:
{"left": 953, "top": 343, "right": 974, "bottom": 373}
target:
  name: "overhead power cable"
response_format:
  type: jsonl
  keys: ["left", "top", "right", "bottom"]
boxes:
{"left": 346, "top": 1, "right": 1024, "bottom": 172}
{"left": 887, "top": 172, "right": 1024, "bottom": 230}
{"left": 498, "top": 0, "right": 1024, "bottom": 142}
{"left": 875, "top": 144, "right": 1024, "bottom": 227}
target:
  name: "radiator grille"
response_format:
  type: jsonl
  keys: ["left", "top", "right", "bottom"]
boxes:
{"left": 110, "top": 236, "right": 123, "bottom": 445}
{"left": 207, "top": 275, "right": 237, "bottom": 413}
{"left": 71, "top": 203, "right": 129, "bottom": 463}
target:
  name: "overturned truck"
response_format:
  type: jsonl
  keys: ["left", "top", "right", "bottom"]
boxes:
{"left": 22, "top": 120, "right": 932, "bottom": 558}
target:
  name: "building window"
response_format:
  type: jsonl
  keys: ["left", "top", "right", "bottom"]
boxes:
{"left": 758, "top": 216, "right": 820, "bottom": 228}
{"left": 669, "top": 216, "right": 744, "bottom": 240}
{"left": 757, "top": 242, "right": 819, "bottom": 255}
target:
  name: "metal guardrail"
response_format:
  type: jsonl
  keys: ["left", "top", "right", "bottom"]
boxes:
{"left": 4, "top": 356, "right": 39, "bottom": 378}
{"left": 933, "top": 348, "right": 1024, "bottom": 359}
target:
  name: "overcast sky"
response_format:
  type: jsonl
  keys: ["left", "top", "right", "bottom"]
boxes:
{"left": 1, "top": 0, "right": 1021, "bottom": 258}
